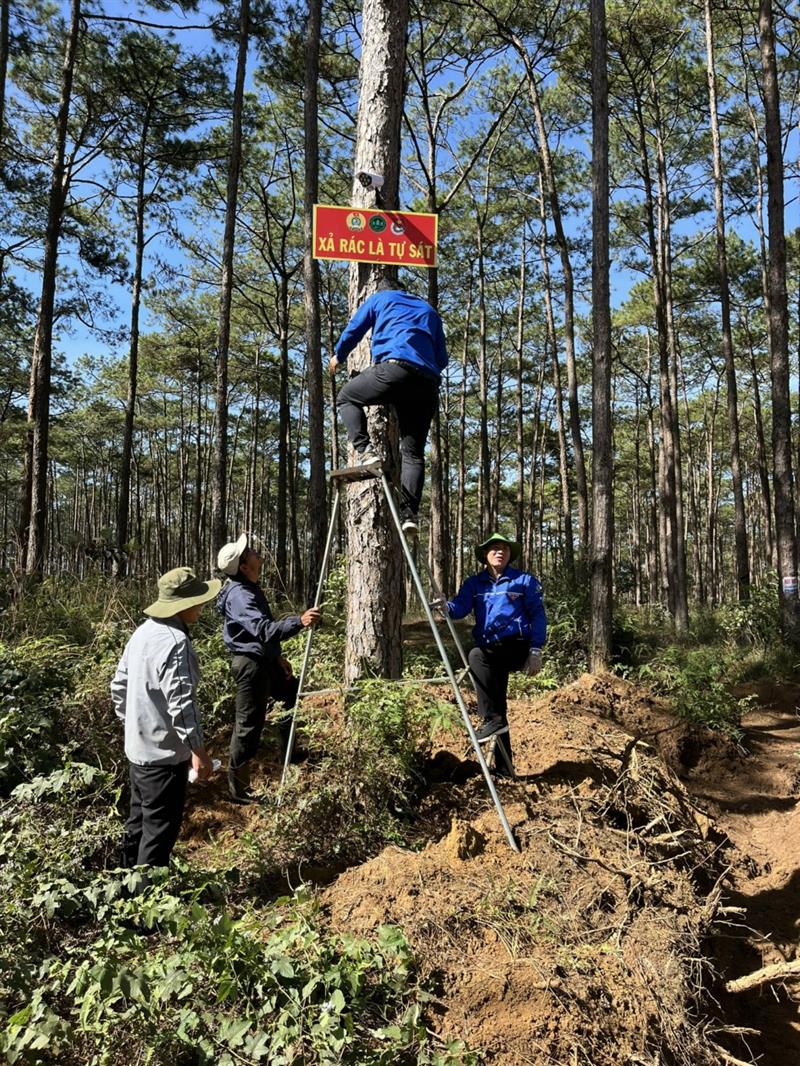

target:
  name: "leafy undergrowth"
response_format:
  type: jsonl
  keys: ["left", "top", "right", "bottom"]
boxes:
{"left": 0, "top": 762, "right": 474, "bottom": 1065}
{"left": 1, "top": 574, "right": 795, "bottom": 1064}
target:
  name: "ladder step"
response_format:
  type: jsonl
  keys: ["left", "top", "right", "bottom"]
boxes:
{"left": 330, "top": 463, "right": 383, "bottom": 483}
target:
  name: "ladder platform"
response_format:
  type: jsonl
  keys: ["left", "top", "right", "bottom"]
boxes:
{"left": 330, "top": 462, "right": 383, "bottom": 483}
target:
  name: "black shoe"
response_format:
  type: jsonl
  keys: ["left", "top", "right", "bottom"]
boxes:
{"left": 228, "top": 767, "right": 254, "bottom": 805}
{"left": 475, "top": 717, "right": 508, "bottom": 743}
{"left": 493, "top": 761, "right": 515, "bottom": 779}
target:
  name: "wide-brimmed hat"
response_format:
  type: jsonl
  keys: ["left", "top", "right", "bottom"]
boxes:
{"left": 476, "top": 532, "right": 521, "bottom": 564}
{"left": 144, "top": 566, "right": 222, "bottom": 618}
{"left": 217, "top": 533, "right": 248, "bottom": 576}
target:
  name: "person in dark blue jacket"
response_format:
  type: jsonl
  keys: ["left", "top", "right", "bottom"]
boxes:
{"left": 330, "top": 280, "right": 448, "bottom": 535}
{"left": 442, "top": 533, "right": 546, "bottom": 774}
{"left": 216, "top": 534, "right": 321, "bottom": 803}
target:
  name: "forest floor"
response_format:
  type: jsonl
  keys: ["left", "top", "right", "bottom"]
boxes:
{"left": 181, "top": 673, "right": 800, "bottom": 1065}
{"left": 695, "top": 680, "right": 800, "bottom": 1065}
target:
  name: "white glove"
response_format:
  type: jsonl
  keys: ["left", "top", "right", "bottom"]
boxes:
{"left": 189, "top": 758, "right": 221, "bottom": 784}
{"left": 522, "top": 649, "right": 543, "bottom": 677}
{"left": 429, "top": 595, "right": 447, "bottom": 612}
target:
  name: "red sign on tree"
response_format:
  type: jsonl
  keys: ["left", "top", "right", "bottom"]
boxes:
{"left": 313, "top": 204, "right": 438, "bottom": 268}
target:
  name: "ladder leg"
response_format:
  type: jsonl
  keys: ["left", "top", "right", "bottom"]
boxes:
{"left": 278, "top": 485, "right": 340, "bottom": 797}
{"left": 493, "top": 734, "right": 515, "bottom": 778}
{"left": 380, "top": 474, "right": 520, "bottom": 853}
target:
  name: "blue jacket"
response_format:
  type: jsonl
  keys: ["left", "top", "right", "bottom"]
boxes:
{"left": 447, "top": 566, "right": 547, "bottom": 649}
{"left": 217, "top": 576, "right": 303, "bottom": 660}
{"left": 335, "top": 290, "right": 448, "bottom": 377}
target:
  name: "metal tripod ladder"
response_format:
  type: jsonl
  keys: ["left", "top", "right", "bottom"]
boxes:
{"left": 278, "top": 461, "right": 520, "bottom": 853}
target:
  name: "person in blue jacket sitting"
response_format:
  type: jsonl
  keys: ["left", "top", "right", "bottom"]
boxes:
{"left": 329, "top": 278, "right": 448, "bottom": 536}
{"left": 442, "top": 533, "right": 546, "bottom": 775}
{"left": 216, "top": 534, "right": 321, "bottom": 803}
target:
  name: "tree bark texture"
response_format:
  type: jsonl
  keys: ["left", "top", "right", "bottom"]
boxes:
{"left": 303, "top": 0, "right": 327, "bottom": 600}
{"left": 211, "top": 0, "right": 249, "bottom": 568}
{"left": 343, "top": 0, "right": 409, "bottom": 684}
{"left": 522, "top": 54, "right": 588, "bottom": 553}
{"left": 24, "top": 0, "right": 81, "bottom": 576}
{"left": 116, "top": 116, "right": 150, "bottom": 575}
{"left": 759, "top": 0, "right": 798, "bottom": 638}
{"left": 703, "top": 0, "right": 749, "bottom": 600}
{"left": 589, "top": 0, "right": 613, "bottom": 671}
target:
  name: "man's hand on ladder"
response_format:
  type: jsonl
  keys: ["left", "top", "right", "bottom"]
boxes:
{"left": 429, "top": 595, "right": 447, "bottom": 620}
{"left": 301, "top": 607, "right": 322, "bottom": 628}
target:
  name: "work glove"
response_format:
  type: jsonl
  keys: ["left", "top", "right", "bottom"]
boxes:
{"left": 522, "top": 648, "right": 543, "bottom": 677}
{"left": 429, "top": 595, "right": 447, "bottom": 614}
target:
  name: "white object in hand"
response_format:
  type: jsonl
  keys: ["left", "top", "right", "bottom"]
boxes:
{"left": 189, "top": 758, "right": 221, "bottom": 784}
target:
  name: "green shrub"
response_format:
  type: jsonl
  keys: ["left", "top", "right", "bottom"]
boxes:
{"left": 0, "top": 638, "right": 84, "bottom": 793}
{"left": 636, "top": 644, "right": 750, "bottom": 736}
{"left": 0, "top": 763, "right": 475, "bottom": 1066}
{"left": 276, "top": 681, "right": 461, "bottom": 863}
{"left": 716, "top": 581, "right": 780, "bottom": 648}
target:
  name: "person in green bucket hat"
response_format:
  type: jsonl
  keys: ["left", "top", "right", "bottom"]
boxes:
{"left": 437, "top": 533, "right": 546, "bottom": 776}
{"left": 111, "top": 566, "right": 221, "bottom": 874}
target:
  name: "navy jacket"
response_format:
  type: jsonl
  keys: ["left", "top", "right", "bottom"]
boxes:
{"left": 335, "top": 290, "right": 448, "bottom": 377}
{"left": 217, "top": 576, "right": 303, "bottom": 660}
{"left": 447, "top": 566, "right": 547, "bottom": 649}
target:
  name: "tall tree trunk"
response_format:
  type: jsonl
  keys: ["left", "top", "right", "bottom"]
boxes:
{"left": 589, "top": 0, "right": 613, "bottom": 671}
{"left": 343, "top": 0, "right": 409, "bottom": 684}
{"left": 277, "top": 275, "right": 290, "bottom": 589}
{"left": 515, "top": 234, "right": 526, "bottom": 540}
{"left": 744, "top": 313, "right": 775, "bottom": 565}
{"left": 303, "top": 0, "right": 327, "bottom": 599}
{"left": 653, "top": 98, "right": 689, "bottom": 633}
{"left": 0, "top": 0, "right": 9, "bottom": 151}
{"left": 211, "top": 0, "right": 249, "bottom": 567}
{"left": 427, "top": 264, "right": 449, "bottom": 593}
{"left": 116, "top": 119, "right": 150, "bottom": 576}
{"left": 476, "top": 223, "right": 491, "bottom": 532}
{"left": 455, "top": 278, "right": 472, "bottom": 591}
{"left": 759, "top": 0, "right": 797, "bottom": 637}
{"left": 537, "top": 195, "right": 575, "bottom": 586}
{"left": 23, "top": 0, "right": 80, "bottom": 577}
{"left": 703, "top": 0, "right": 749, "bottom": 600}
{"left": 521, "top": 55, "right": 588, "bottom": 552}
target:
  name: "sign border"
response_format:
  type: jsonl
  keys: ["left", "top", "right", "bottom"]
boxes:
{"left": 312, "top": 203, "right": 439, "bottom": 269}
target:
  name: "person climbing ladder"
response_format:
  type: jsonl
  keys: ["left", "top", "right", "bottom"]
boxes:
{"left": 329, "top": 278, "right": 448, "bottom": 535}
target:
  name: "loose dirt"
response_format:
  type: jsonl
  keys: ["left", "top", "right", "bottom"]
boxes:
{"left": 182, "top": 673, "right": 800, "bottom": 1064}
{"left": 691, "top": 681, "right": 800, "bottom": 1065}
{"left": 323, "top": 674, "right": 731, "bottom": 1064}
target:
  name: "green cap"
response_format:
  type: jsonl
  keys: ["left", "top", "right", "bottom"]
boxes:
{"left": 144, "top": 566, "right": 222, "bottom": 618}
{"left": 476, "top": 533, "right": 521, "bottom": 564}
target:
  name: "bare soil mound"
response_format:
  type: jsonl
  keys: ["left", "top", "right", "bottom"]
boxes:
{"left": 323, "top": 674, "right": 731, "bottom": 1064}
{"left": 693, "top": 683, "right": 800, "bottom": 1065}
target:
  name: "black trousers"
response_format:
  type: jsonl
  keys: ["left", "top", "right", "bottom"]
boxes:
{"left": 229, "top": 654, "right": 299, "bottom": 770}
{"left": 468, "top": 639, "right": 530, "bottom": 765}
{"left": 122, "top": 760, "right": 189, "bottom": 869}
{"left": 336, "top": 361, "right": 439, "bottom": 518}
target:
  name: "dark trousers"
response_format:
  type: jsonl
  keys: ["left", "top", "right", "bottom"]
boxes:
{"left": 336, "top": 361, "right": 439, "bottom": 518}
{"left": 122, "top": 761, "right": 189, "bottom": 869}
{"left": 229, "top": 654, "right": 299, "bottom": 770}
{"left": 468, "top": 639, "right": 530, "bottom": 765}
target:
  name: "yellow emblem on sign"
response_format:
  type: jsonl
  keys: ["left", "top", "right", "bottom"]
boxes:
{"left": 346, "top": 212, "right": 366, "bottom": 231}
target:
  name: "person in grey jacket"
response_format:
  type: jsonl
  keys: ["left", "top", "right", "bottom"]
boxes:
{"left": 111, "top": 567, "right": 220, "bottom": 870}
{"left": 217, "top": 534, "right": 321, "bottom": 803}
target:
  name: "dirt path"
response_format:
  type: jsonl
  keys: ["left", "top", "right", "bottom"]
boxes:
{"left": 687, "top": 682, "right": 800, "bottom": 1065}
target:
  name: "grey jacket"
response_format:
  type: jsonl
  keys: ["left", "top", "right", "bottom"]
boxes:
{"left": 111, "top": 617, "right": 204, "bottom": 766}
